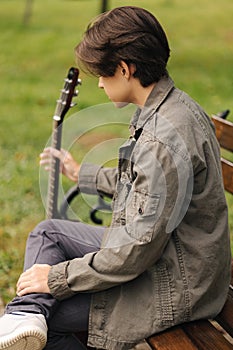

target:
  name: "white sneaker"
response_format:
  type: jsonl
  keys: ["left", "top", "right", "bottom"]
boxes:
{"left": 0, "top": 312, "right": 47, "bottom": 350}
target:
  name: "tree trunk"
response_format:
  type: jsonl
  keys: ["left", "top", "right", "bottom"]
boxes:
{"left": 100, "top": 0, "right": 108, "bottom": 13}
{"left": 23, "top": 0, "right": 34, "bottom": 25}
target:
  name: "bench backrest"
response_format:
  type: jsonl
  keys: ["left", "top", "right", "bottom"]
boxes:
{"left": 211, "top": 112, "right": 233, "bottom": 338}
{"left": 211, "top": 114, "right": 233, "bottom": 195}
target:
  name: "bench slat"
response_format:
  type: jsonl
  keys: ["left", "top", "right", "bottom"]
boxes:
{"left": 215, "top": 288, "right": 233, "bottom": 340}
{"left": 212, "top": 115, "right": 233, "bottom": 152}
{"left": 182, "top": 320, "right": 233, "bottom": 350}
{"left": 221, "top": 158, "right": 233, "bottom": 195}
{"left": 215, "top": 263, "right": 233, "bottom": 339}
{"left": 147, "top": 326, "right": 198, "bottom": 350}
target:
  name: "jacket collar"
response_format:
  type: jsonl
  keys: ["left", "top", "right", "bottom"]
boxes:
{"left": 130, "top": 75, "right": 174, "bottom": 134}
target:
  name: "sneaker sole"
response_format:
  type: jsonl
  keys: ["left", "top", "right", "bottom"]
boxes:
{"left": 0, "top": 327, "right": 46, "bottom": 350}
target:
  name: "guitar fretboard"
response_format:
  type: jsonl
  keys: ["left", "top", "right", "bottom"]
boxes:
{"left": 45, "top": 67, "right": 80, "bottom": 219}
{"left": 46, "top": 120, "right": 62, "bottom": 219}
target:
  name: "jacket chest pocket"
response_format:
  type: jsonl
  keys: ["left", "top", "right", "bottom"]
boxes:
{"left": 126, "top": 191, "right": 160, "bottom": 242}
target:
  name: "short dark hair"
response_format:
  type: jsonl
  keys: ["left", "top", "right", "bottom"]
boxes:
{"left": 75, "top": 6, "right": 170, "bottom": 87}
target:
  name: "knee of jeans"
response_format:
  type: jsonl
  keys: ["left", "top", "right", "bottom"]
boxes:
{"left": 33, "top": 219, "right": 53, "bottom": 232}
{"left": 31, "top": 219, "right": 54, "bottom": 237}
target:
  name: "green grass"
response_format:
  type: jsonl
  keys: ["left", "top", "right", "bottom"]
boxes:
{"left": 0, "top": 0, "right": 233, "bottom": 303}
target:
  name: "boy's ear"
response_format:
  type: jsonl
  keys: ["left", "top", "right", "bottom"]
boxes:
{"left": 119, "top": 61, "right": 136, "bottom": 79}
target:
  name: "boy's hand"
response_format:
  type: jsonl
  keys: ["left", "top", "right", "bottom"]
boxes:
{"left": 16, "top": 264, "right": 51, "bottom": 296}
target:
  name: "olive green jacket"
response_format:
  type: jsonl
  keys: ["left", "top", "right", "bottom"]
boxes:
{"left": 48, "top": 76, "right": 231, "bottom": 350}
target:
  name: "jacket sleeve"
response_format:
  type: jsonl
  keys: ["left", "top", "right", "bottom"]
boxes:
{"left": 78, "top": 163, "right": 118, "bottom": 198}
{"left": 48, "top": 138, "right": 193, "bottom": 300}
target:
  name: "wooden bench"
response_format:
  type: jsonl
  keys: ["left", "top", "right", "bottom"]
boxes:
{"left": 146, "top": 112, "right": 233, "bottom": 350}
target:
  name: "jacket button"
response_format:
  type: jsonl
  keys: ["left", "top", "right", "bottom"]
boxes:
{"left": 138, "top": 207, "right": 143, "bottom": 215}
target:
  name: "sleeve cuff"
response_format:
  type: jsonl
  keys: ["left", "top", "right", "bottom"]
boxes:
{"left": 48, "top": 261, "right": 76, "bottom": 300}
{"left": 78, "top": 163, "right": 102, "bottom": 195}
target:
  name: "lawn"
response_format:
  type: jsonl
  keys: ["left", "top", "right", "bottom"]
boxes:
{"left": 0, "top": 0, "right": 233, "bottom": 303}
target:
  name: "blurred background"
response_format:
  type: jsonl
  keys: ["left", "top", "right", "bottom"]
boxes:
{"left": 0, "top": 0, "right": 232, "bottom": 304}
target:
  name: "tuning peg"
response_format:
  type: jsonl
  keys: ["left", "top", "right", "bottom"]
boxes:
{"left": 73, "top": 90, "right": 79, "bottom": 97}
{"left": 77, "top": 78, "right": 82, "bottom": 85}
{"left": 64, "top": 78, "right": 70, "bottom": 83}
{"left": 61, "top": 88, "right": 69, "bottom": 95}
{"left": 70, "top": 102, "right": 77, "bottom": 108}
{"left": 53, "top": 115, "right": 61, "bottom": 121}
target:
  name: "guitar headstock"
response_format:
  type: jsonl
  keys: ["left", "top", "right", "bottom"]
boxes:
{"left": 53, "top": 67, "right": 81, "bottom": 123}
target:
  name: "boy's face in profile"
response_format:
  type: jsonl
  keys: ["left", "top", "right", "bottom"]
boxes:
{"left": 98, "top": 64, "right": 131, "bottom": 109}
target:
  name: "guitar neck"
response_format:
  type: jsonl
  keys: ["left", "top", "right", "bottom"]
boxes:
{"left": 45, "top": 67, "right": 80, "bottom": 220}
{"left": 46, "top": 119, "right": 62, "bottom": 219}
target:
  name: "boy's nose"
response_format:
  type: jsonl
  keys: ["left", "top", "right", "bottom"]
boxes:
{"left": 98, "top": 77, "right": 104, "bottom": 89}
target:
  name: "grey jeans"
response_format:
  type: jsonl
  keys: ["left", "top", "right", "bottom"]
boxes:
{"left": 6, "top": 219, "right": 105, "bottom": 349}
